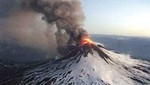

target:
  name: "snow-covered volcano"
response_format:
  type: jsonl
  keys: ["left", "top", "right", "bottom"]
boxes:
{"left": 21, "top": 43, "right": 150, "bottom": 85}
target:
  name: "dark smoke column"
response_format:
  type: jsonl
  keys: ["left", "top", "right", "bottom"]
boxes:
{"left": 22, "top": 0, "right": 87, "bottom": 55}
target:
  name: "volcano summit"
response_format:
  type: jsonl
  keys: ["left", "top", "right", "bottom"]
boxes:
{"left": 19, "top": 42, "right": 150, "bottom": 85}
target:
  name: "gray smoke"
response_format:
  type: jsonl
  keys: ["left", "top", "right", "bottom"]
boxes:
{"left": 0, "top": 0, "right": 87, "bottom": 56}
{"left": 22, "top": 0, "right": 88, "bottom": 55}
{"left": 0, "top": 0, "right": 58, "bottom": 57}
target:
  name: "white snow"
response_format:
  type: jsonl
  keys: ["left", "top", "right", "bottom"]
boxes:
{"left": 21, "top": 43, "right": 150, "bottom": 85}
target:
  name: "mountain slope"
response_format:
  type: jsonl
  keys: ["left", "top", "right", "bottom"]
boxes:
{"left": 21, "top": 43, "right": 150, "bottom": 85}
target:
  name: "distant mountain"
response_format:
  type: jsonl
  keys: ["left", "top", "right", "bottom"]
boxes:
{"left": 91, "top": 34, "right": 150, "bottom": 61}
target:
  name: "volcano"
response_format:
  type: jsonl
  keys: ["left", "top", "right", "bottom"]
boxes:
{"left": 19, "top": 41, "right": 150, "bottom": 85}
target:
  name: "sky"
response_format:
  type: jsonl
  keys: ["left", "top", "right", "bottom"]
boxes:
{"left": 81, "top": 0, "right": 150, "bottom": 37}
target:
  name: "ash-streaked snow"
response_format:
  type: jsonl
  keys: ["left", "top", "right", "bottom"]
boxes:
{"left": 20, "top": 43, "right": 150, "bottom": 85}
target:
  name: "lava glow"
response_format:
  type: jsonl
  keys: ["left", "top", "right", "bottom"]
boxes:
{"left": 80, "top": 36, "right": 93, "bottom": 46}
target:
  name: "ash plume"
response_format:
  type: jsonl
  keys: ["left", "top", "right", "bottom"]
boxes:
{"left": 0, "top": 0, "right": 58, "bottom": 58}
{"left": 22, "top": 0, "right": 88, "bottom": 55}
{"left": 0, "top": 0, "right": 87, "bottom": 57}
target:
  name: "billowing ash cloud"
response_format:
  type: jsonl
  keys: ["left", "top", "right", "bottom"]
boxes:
{"left": 0, "top": 0, "right": 58, "bottom": 57}
{"left": 0, "top": 0, "right": 87, "bottom": 56}
{"left": 22, "top": 0, "right": 87, "bottom": 55}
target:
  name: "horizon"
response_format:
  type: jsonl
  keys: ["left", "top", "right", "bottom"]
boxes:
{"left": 89, "top": 33, "right": 150, "bottom": 38}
